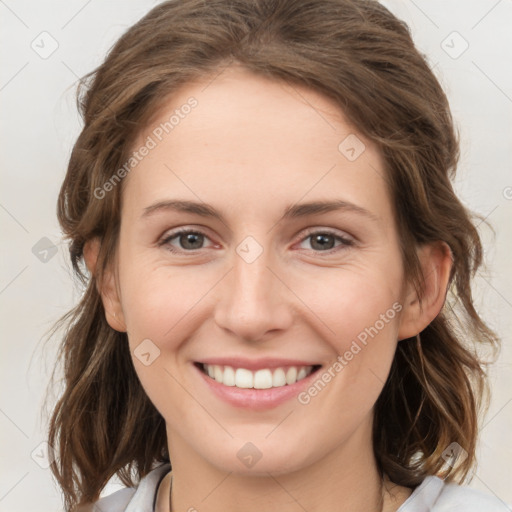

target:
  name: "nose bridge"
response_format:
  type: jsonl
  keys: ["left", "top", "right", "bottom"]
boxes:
{"left": 214, "top": 240, "right": 292, "bottom": 341}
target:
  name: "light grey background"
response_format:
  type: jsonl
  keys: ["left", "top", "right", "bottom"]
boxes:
{"left": 1, "top": 1, "right": 511, "bottom": 511}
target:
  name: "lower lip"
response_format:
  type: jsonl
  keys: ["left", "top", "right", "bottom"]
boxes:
{"left": 194, "top": 364, "right": 320, "bottom": 411}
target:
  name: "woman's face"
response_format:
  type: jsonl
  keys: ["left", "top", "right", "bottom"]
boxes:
{"left": 109, "top": 66, "right": 412, "bottom": 475}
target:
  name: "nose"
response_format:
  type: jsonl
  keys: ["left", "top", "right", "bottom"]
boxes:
{"left": 213, "top": 245, "right": 294, "bottom": 343}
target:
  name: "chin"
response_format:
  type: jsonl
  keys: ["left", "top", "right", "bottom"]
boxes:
{"left": 195, "top": 434, "right": 319, "bottom": 476}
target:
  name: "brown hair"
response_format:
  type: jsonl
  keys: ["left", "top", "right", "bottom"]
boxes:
{"left": 48, "top": 0, "right": 499, "bottom": 509}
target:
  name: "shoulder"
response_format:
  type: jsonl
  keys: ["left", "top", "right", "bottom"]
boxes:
{"left": 88, "top": 463, "right": 171, "bottom": 512}
{"left": 399, "top": 475, "right": 510, "bottom": 512}
{"left": 434, "top": 479, "right": 510, "bottom": 511}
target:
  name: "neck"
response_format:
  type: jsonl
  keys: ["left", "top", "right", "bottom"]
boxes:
{"left": 159, "top": 417, "right": 410, "bottom": 512}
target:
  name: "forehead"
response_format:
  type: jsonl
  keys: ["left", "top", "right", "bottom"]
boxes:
{"left": 123, "top": 65, "right": 392, "bottom": 224}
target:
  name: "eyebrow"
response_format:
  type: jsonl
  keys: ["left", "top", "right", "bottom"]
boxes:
{"left": 141, "top": 199, "right": 379, "bottom": 224}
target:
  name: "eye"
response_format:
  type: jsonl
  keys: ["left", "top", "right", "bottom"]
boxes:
{"left": 297, "top": 229, "right": 354, "bottom": 253}
{"left": 158, "top": 227, "right": 354, "bottom": 255}
{"left": 159, "top": 228, "right": 215, "bottom": 253}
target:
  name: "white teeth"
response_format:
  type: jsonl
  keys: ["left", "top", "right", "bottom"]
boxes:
{"left": 223, "top": 366, "right": 236, "bottom": 386}
{"left": 202, "top": 364, "right": 315, "bottom": 389}
{"left": 254, "top": 369, "right": 273, "bottom": 389}
{"left": 297, "top": 367, "right": 307, "bottom": 381}
{"left": 272, "top": 368, "right": 286, "bottom": 387}
{"left": 235, "top": 368, "right": 253, "bottom": 388}
{"left": 285, "top": 367, "right": 297, "bottom": 385}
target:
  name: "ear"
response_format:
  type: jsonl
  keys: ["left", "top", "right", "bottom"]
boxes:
{"left": 397, "top": 241, "right": 453, "bottom": 341}
{"left": 83, "top": 238, "right": 127, "bottom": 332}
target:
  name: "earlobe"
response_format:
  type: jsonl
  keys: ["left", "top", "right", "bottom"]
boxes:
{"left": 83, "top": 238, "right": 127, "bottom": 333}
{"left": 397, "top": 241, "right": 453, "bottom": 341}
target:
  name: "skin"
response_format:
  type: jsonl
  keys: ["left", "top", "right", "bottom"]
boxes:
{"left": 85, "top": 65, "right": 452, "bottom": 512}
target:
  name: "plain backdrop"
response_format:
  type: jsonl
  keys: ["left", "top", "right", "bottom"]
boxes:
{"left": 1, "top": 1, "right": 511, "bottom": 511}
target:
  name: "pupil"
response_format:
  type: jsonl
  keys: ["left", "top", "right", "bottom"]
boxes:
{"left": 312, "top": 234, "right": 334, "bottom": 250}
{"left": 181, "top": 233, "right": 203, "bottom": 249}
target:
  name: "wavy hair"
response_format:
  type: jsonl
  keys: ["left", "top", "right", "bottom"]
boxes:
{"left": 48, "top": 0, "right": 499, "bottom": 509}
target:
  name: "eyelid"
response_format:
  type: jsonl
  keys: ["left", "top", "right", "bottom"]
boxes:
{"left": 293, "top": 227, "right": 355, "bottom": 252}
{"left": 158, "top": 227, "right": 218, "bottom": 252}
{"left": 298, "top": 226, "right": 354, "bottom": 242}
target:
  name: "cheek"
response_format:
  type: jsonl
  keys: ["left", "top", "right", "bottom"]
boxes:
{"left": 296, "top": 264, "right": 403, "bottom": 408}
{"left": 332, "top": 283, "right": 402, "bottom": 354}
{"left": 296, "top": 259, "right": 403, "bottom": 350}
{"left": 118, "top": 253, "right": 209, "bottom": 345}
{"left": 117, "top": 259, "right": 207, "bottom": 417}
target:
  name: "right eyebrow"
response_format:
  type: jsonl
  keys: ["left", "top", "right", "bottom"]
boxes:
{"left": 142, "top": 200, "right": 226, "bottom": 223}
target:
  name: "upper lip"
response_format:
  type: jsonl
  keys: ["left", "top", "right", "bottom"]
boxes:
{"left": 196, "top": 357, "right": 322, "bottom": 371}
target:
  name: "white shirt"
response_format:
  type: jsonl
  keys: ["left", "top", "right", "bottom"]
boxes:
{"left": 93, "top": 463, "right": 511, "bottom": 511}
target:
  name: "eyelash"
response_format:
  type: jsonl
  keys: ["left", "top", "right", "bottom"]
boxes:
{"left": 158, "top": 227, "right": 354, "bottom": 255}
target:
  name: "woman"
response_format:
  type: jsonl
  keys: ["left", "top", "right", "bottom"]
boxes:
{"left": 49, "top": 0, "right": 506, "bottom": 511}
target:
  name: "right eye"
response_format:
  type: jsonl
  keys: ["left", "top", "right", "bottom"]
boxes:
{"left": 159, "top": 228, "right": 216, "bottom": 253}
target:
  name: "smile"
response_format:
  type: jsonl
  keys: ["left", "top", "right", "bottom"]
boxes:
{"left": 199, "top": 363, "right": 319, "bottom": 389}
{"left": 194, "top": 360, "right": 323, "bottom": 410}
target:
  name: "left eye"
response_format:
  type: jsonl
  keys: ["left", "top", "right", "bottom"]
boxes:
{"left": 298, "top": 231, "right": 353, "bottom": 252}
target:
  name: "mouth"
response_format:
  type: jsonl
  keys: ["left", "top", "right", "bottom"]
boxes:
{"left": 195, "top": 362, "right": 322, "bottom": 390}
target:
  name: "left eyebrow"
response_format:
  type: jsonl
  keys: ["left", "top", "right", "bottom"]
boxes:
{"left": 280, "top": 199, "right": 379, "bottom": 223}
